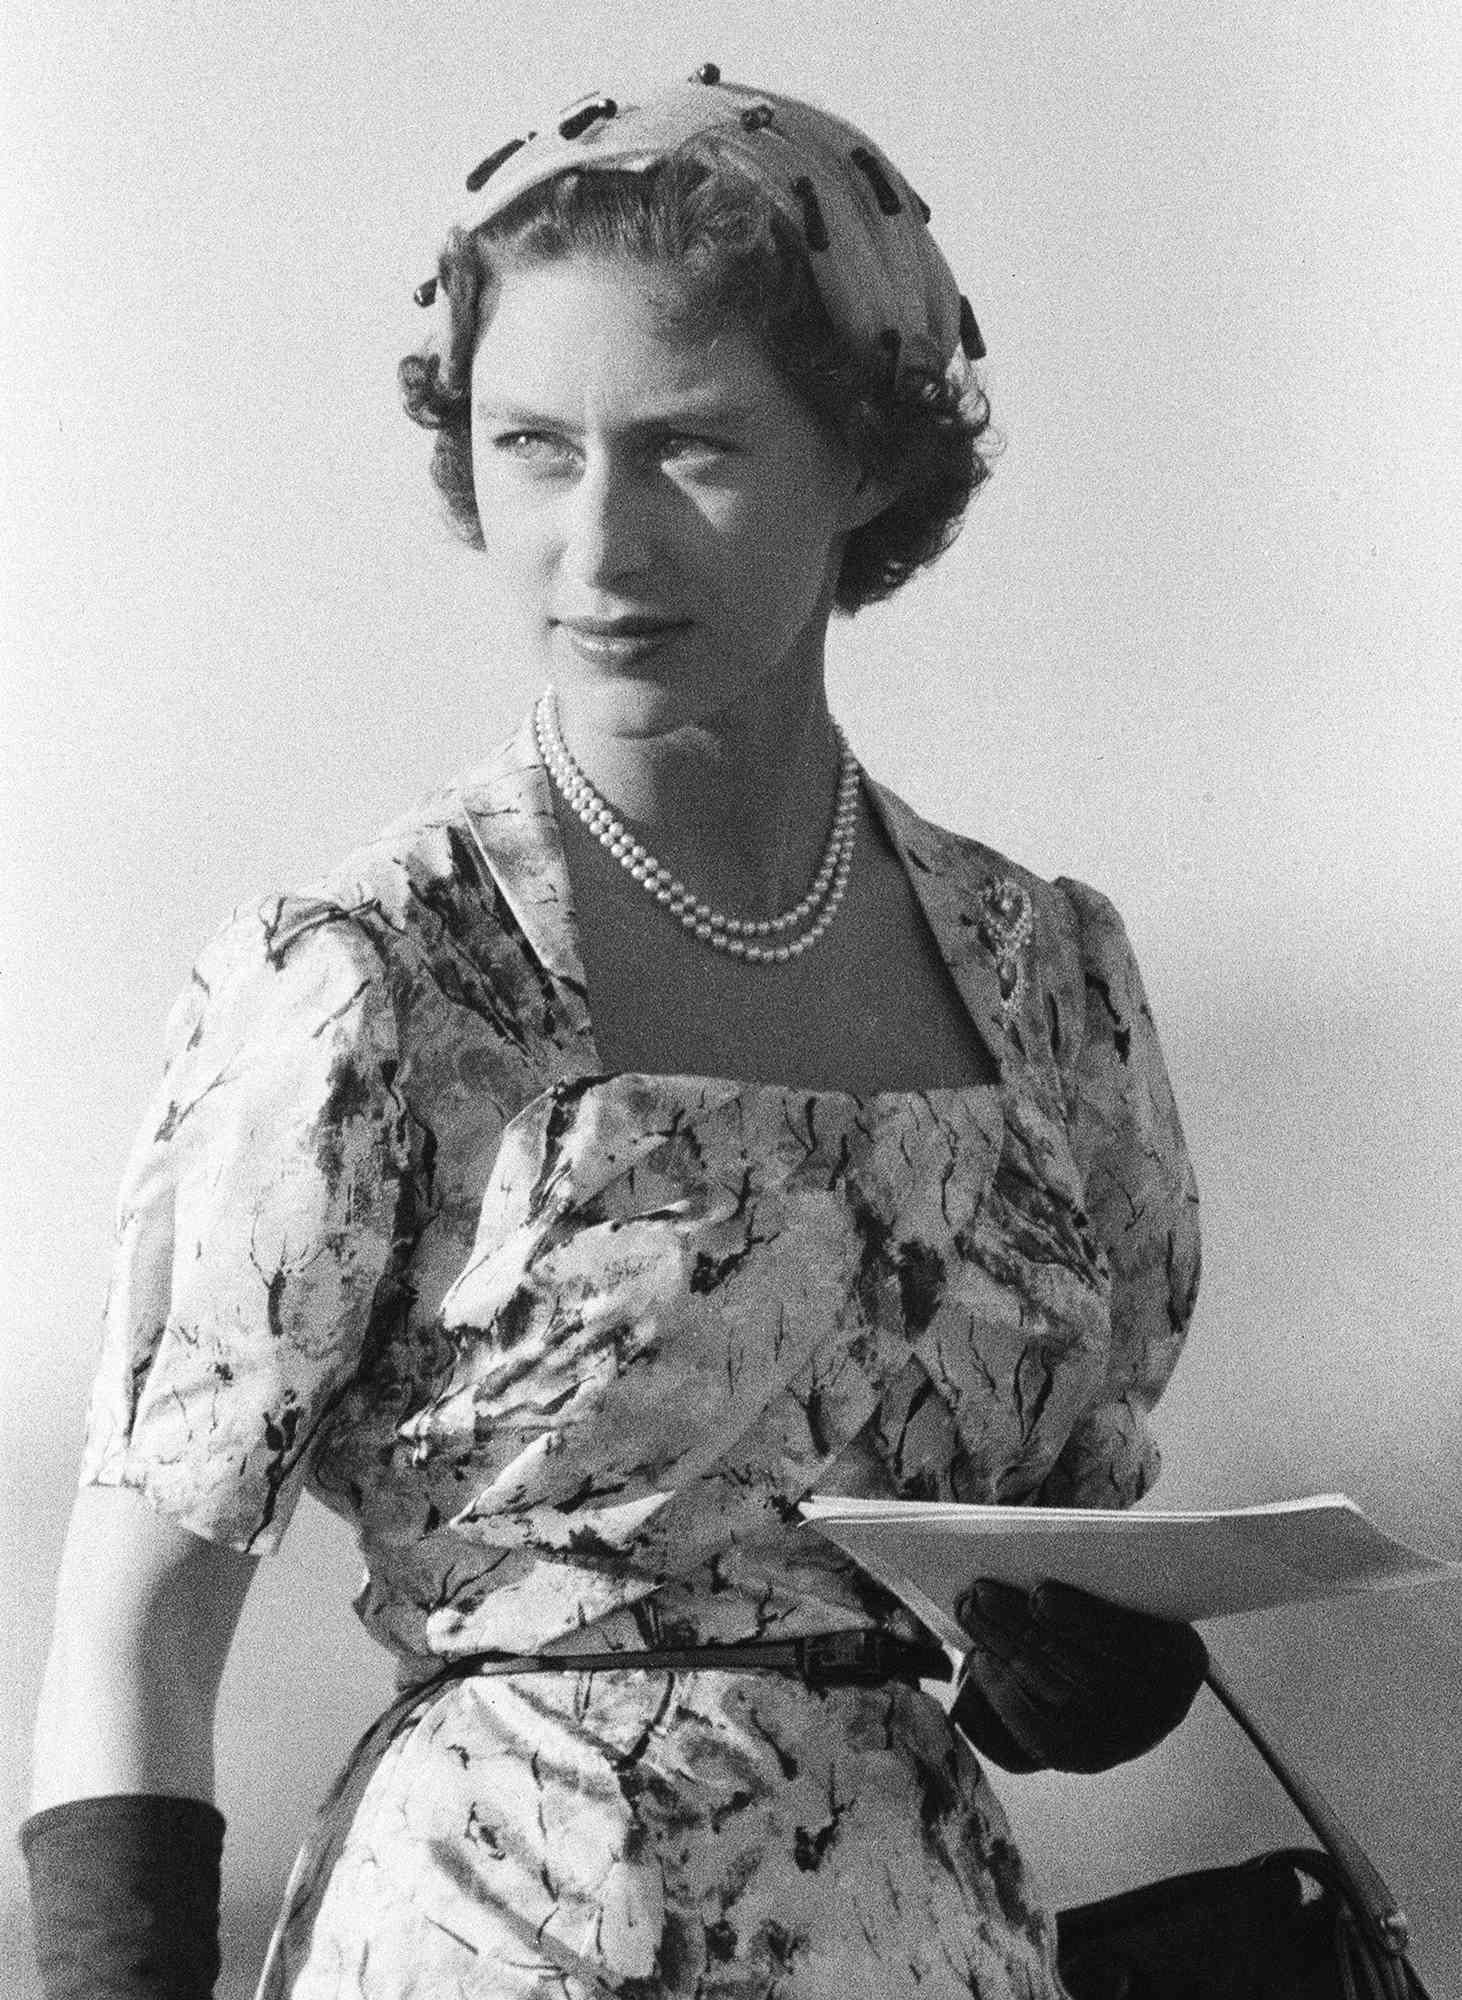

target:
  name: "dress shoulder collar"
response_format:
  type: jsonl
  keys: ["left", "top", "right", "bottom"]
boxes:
{"left": 864, "top": 774, "right": 1077, "bottom": 1083}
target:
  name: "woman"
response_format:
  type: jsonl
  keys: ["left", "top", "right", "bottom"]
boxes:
{"left": 25, "top": 70, "right": 1205, "bottom": 2000}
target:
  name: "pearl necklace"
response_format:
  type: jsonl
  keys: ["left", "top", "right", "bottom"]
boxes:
{"left": 534, "top": 689, "right": 861, "bottom": 964}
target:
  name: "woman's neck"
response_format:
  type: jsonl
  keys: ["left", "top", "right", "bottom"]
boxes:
{"left": 549, "top": 678, "right": 845, "bottom": 919}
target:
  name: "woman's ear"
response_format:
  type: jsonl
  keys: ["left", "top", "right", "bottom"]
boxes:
{"left": 842, "top": 469, "right": 896, "bottom": 532}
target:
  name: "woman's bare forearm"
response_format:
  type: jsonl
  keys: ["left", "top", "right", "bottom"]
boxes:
{"left": 30, "top": 1486, "right": 258, "bottom": 1812}
{"left": 32, "top": 1613, "right": 219, "bottom": 1806}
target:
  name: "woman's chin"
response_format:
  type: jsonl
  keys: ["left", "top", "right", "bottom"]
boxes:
{"left": 557, "top": 681, "right": 696, "bottom": 742}
{"left": 549, "top": 644, "right": 719, "bottom": 738}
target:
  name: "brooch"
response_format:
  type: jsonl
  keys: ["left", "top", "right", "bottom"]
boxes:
{"left": 975, "top": 876, "right": 1034, "bottom": 1014}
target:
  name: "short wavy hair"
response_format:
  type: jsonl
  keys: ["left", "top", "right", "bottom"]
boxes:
{"left": 399, "top": 151, "right": 994, "bottom": 614}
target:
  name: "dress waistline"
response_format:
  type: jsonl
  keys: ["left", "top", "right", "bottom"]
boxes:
{"left": 412, "top": 1629, "right": 951, "bottom": 1696}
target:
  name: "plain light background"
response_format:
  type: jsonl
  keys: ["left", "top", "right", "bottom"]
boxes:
{"left": 3, "top": 2, "right": 1459, "bottom": 1993}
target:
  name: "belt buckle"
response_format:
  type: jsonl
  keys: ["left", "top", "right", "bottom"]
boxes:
{"left": 800, "top": 1630, "right": 888, "bottom": 1689}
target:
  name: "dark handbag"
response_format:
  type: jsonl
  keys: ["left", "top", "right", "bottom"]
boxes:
{"left": 1056, "top": 1662, "right": 1435, "bottom": 2000}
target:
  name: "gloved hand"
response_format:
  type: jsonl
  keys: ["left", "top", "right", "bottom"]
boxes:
{"left": 950, "top": 1577, "right": 1208, "bottom": 1774}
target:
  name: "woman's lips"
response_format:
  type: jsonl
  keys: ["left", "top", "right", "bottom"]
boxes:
{"left": 555, "top": 618, "right": 690, "bottom": 665}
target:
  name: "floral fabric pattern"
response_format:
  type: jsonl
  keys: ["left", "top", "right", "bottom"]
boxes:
{"left": 81, "top": 714, "right": 1199, "bottom": 1998}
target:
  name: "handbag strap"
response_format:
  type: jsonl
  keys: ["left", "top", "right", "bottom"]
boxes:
{"left": 1205, "top": 1659, "right": 1415, "bottom": 1979}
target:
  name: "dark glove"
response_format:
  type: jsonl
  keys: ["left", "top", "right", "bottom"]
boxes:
{"left": 951, "top": 1577, "right": 1208, "bottom": 1774}
{"left": 21, "top": 1793, "right": 224, "bottom": 2000}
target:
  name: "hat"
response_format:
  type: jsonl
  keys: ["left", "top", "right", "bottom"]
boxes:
{"left": 414, "top": 64, "right": 984, "bottom": 395}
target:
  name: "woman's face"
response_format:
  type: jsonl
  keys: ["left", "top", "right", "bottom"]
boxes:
{"left": 469, "top": 255, "right": 878, "bottom": 734}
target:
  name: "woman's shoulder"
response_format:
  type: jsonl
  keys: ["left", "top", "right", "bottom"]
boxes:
{"left": 204, "top": 719, "right": 544, "bottom": 976}
{"left": 316, "top": 727, "right": 535, "bottom": 921}
{"left": 175, "top": 715, "right": 585, "bottom": 1101}
{"left": 865, "top": 774, "right": 1124, "bottom": 996}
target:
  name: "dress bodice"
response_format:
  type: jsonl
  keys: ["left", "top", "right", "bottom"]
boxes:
{"left": 82, "top": 711, "right": 1199, "bottom": 1674}
{"left": 309, "top": 1063, "right": 1108, "bottom": 1663}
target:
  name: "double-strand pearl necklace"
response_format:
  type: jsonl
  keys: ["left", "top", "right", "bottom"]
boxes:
{"left": 534, "top": 688, "right": 861, "bottom": 964}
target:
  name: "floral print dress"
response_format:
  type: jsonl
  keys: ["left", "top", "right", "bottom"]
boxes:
{"left": 81, "top": 713, "right": 1200, "bottom": 2000}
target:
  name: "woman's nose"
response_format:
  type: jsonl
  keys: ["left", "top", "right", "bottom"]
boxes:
{"left": 560, "top": 451, "right": 654, "bottom": 589}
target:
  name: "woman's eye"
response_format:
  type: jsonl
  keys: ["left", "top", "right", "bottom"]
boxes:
{"left": 659, "top": 433, "right": 728, "bottom": 461}
{"left": 491, "top": 431, "right": 578, "bottom": 468}
{"left": 653, "top": 433, "right": 741, "bottom": 479}
{"left": 484, "top": 430, "right": 734, "bottom": 476}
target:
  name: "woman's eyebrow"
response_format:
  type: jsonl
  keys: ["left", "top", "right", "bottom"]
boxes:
{"left": 472, "top": 399, "right": 761, "bottom": 433}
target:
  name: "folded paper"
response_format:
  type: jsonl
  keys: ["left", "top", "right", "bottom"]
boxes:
{"left": 801, "top": 1493, "right": 1462, "bottom": 1646}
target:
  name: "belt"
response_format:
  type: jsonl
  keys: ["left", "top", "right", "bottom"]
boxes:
{"left": 420, "top": 1629, "right": 952, "bottom": 1694}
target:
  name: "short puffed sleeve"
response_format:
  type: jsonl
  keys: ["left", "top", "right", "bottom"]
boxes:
{"left": 1037, "top": 878, "right": 1201, "bottom": 1508}
{"left": 80, "top": 896, "right": 410, "bottom": 1553}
